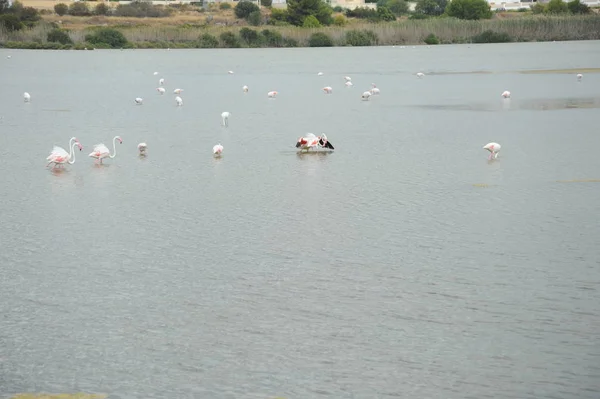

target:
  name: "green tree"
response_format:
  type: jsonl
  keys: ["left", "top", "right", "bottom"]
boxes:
{"left": 261, "top": 0, "right": 273, "bottom": 7}
{"left": 54, "top": 3, "right": 68, "bottom": 15}
{"left": 287, "top": 0, "right": 333, "bottom": 26}
{"left": 302, "top": 14, "right": 321, "bottom": 27}
{"left": 68, "top": 1, "right": 91, "bottom": 16}
{"left": 545, "top": 0, "right": 568, "bottom": 13}
{"left": 247, "top": 10, "right": 262, "bottom": 25}
{"left": 415, "top": 0, "right": 447, "bottom": 16}
{"left": 0, "top": 14, "right": 23, "bottom": 31}
{"left": 47, "top": 28, "right": 73, "bottom": 44}
{"left": 94, "top": 2, "right": 110, "bottom": 15}
{"left": 234, "top": 1, "right": 259, "bottom": 18}
{"left": 198, "top": 33, "right": 218, "bottom": 48}
{"left": 85, "top": 28, "right": 128, "bottom": 48}
{"left": 445, "top": 0, "right": 492, "bottom": 20}
{"left": 308, "top": 31, "right": 333, "bottom": 46}
{"left": 567, "top": 0, "right": 590, "bottom": 13}
{"left": 385, "top": 0, "right": 409, "bottom": 15}
{"left": 0, "top": 0, "right": 9, "bottom": 13}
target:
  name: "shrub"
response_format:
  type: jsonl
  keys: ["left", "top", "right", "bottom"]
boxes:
{"left": 287, "top": 0, "right": 333, "bottom": 26}
{"left": 54, "top": 3, "right": 68, "bottom": 15}
{"left": 94, "top": 3, "right": 110, "bottom": 15}
{"left": 85, "top": 28, "right": 128, "bottom": 48}
{"left": 220, "top": 31, "right": 241, "bottom": 47}
{"left": 333, "top": 14, "right": 347, "bottom": 26}
{"left": 114, "top": 2, "right": 171, "bottom": 17}
{"left": 332, "top": 5, "right": 343, "bottom": 12}
{"left": 0, "top": 14, "right": 23, "bottom": 31}
{"left": 261, "top": 28, "right": 283, "bottom": 46}
{"left": 345, "top": 29, "right": 378, "bottom": 46}
{"left": 309, "top": 32, "right": 333, "bottom": 47}
{"left": 240, "top": 27, "right": 261, "bottom": 45}
{"left": 261, "top": 0, "right": 273, "bottom": 7}
{"left": 47, "top": 28, "right": 73, "bottom": 44}
{"left": 545, "top": 0, "right": 568, "bottom": 13}
{"left": 414, "top": 0, "right": 447, "bottom": 16}
{"left": 219, "top": 2, "right": 231, "bottom": 9}
{"left": 234, "top": 1, "right": 259, "bottom": 18}
{"left": 283, "top": 37, "right": 298, "bottom": 47}
{"left": 385, "top": 0, "right": 409, "bottom": 15}
{"left": 530, "top": 3, "right": 545, "bottom": 13}
{"left": 567, "top": 0, "right": 590, "bottom": 13}
{"left": 247, "top": 10, "right": 262, "bottom": 25}
{"left": 471, "top": 30, "right": 511, "bottom": 43}
{"left": 424, "top": 33, "right": 439, "bottom": 44}
{"left": 303, "top": 14, "right": 321, "bottom": 27}
{"left": 445, "top": 0, "right": 492, "bottom": 20}
{"left": 269, "top": 8, "right": 289, "bottom": 24}
{"left": 377, "top": 6, "right": 396, "bottom": 21}
{"left": 198, "top": 33, "right": 218, "bottom": 48}
{"left": 68, "top": 2, "right": 90, "bottom": 16}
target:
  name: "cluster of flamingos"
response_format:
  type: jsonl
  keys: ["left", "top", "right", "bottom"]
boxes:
{"left": 36, "top": 68, "right": 584, "bottom": 169}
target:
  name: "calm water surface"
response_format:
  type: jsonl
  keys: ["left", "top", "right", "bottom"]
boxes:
{"left": 1, "top": 41, "right": 600, "bottom": 399}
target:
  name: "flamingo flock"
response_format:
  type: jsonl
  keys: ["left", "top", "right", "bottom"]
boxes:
{"left": 34, "top": 65, "right": 586, "bottom": 170}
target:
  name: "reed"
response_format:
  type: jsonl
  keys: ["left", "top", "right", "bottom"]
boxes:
{"left": 2, "top": 15, "right": 600, "bottom": 48}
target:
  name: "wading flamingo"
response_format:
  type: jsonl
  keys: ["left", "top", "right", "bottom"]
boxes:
{"left": 221, "top": 112, "right": 230, "bottom": 127}
{"left": 361, "top": 91, "right": 372, "bottom": 101}
{"left": 89, "top": 136, "right": 123, "bottom": 164}
{"left": 159, "top": 78, "right": 164, "bottom": 86}
{"left": 501, "top": 91, "right": 511, "bottom": 98}
{"left": 174, "top": 88, "right": 183, "bottom": 94}
{"left": 153, "top": 72, "right": 159, "bottom": 75}
{"left": 175, "top": 96, "right": 183, "bottom": 106}
{"left": 228, "top": 71, "right": 234, "bottom": 74}
{"left": 138, "top": 142, "right": 147, "bottom": 155}
{"left": 243, "top": 85, "right": 249, "bottom": 93}
{"left": 344, "top": 76, "right": 351, "bottom": 82}
{"left": 345, "top": 81, "right": 353, "bottom": 87}
{"left": 323, "top": 87, "right": 333, "bottom": 94}
{"left": 483, "top": 142, "right": 501, "bottom": 160}
{"left": 24, "top": 92, "right": 31, "bottom": 102}
{"left": 213, "top": 144, "right": 224, "bottom": 157}
{"left": 370, "top": 84, "right": 380, "bottom": 95}
{"left": 296, "top": 133, "right": 334, "bottom": 151}
{"left": 318, "top": 72, "right": 324, "bottom": 76}
{"left": 416, "top": 72, "right": 425, "bottom": 78}
{"left": 268, "top": 91, "right": 278, "bottom": 98}
{"left": 577, "top": 73, "right": 583, "bottom": 81}
{"left": 157, "top": 88, "right": 165, "bottom": 94}
{"left": 135, "top": 97, "right": 143, "bottom": 105}
{"left": 46, "top": 137, "right": 81, "bottom": 168}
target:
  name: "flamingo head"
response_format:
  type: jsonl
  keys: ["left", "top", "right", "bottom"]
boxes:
{"left": 371, "top": 83, "right": 376, "bottom": 88}
{"left": 321, "top": 134, "right": 328, "bottom": 143}
{"left": 116, "top": 136, "right": 123, "bottom": 144}
{"left": 77, "top": 143, "right": 83, "bottom": 151}
{"left": 296, "top": 137, "right": 307, "bottom": 148}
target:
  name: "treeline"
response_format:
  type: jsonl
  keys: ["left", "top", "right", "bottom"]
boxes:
{"left": 53, "top": 1, "right": 172, "bottom": 18}
{"left": 0, "top": 0, "right": 40, "bottom": 32}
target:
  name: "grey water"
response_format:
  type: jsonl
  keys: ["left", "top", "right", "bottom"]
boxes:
{"left": 1, "top": 41, "right": 600, "bottom": 399}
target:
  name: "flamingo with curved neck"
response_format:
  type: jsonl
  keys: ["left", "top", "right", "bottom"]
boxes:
{"left": 89, "top": 136, "right": 123, "bottom": 164}
{"left": 47, "top": 141, "right": 82, "bottom": 168}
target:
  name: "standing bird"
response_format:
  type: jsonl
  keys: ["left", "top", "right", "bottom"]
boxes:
{"left": 174, "top": 88, "right": 183, "bottom": 94}
{"left": 159, "top": 78, "right": 164, "bottom": 86}
{"left": 46, "top": 137, "right": 81, "bottom": 168}
{"left": 344, "top": 76, "right": 352, "bottom": 82}
{"left": 361, "top": 91, "right": 372, "bottom": 101}
{"left": 89, "top": 136, "right": 123, "bottom": 164}
{"left": 416, "top": 72, "right": 425, "bottom": 78}
{"left": 318, "top": 72, "right": 324, "bottom": 76}
{"left": 138, "top": 142, "right": 147, "bottom": 155}
{"left": 157, "top": 88, "right": 165, "bottom": 94}
{"left": 213, "top": 144, "right": 224, "bottom": 157}
{"left": 175, "top": 96, "right": 183, "bottom": 106}
{"left": 243, "top": 85, "right": 249, "bottom": 93}
{"left": 345, "top": 81, "right": 353, "bottom": 87}
{"left": 135, "top": 97, "right": 143, "bottom": 105}
{"left": 323, "top": 87, "right": 333, "bottom": 94}
{"left": 577, "top": 73, "right": 583, "bottom": 81}
{"left": 501, "top": 91, "right": 511, "bottom": 98}
{"left": 221, "top": 112, "right": 230, "bottom": 127}
{"left": 268, "top": 91, "right": 278, "bottom": 98}
{"left": 23, "top": 92, "right": 31, "bottom": 102}
{"left": 483, "top": 142, "right": 501, "bottom": 160}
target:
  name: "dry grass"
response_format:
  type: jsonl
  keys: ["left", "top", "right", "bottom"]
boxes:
{"left": 11, "top": 394, "right": 107, "bottom": 399}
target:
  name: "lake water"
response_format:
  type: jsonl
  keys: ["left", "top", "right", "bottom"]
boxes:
{"left": 1, "top": 41, "right": 600, "bottom": 399}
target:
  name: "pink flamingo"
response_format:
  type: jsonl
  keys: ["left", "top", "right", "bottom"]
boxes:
{"left": 46, "top": 137, "right": 81, "bottom": 168}
{"left": 323, "top": 87, "right": 333, "bottom": 94}
{"left": 483, "top": 142, "right": 501, "bottom": 160}
{"left": 89, "top": 136, "right": 122, "bottom": 164}
{"left": 213, "top": 144, "right": 223, "bottom": 157}
{"left": 296, "top": 133, "right": 334, "bottom": 152}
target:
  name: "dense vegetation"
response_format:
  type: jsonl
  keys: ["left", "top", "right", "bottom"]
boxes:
{"left": 1, "top": 0, "right": 599, "bottom": 49}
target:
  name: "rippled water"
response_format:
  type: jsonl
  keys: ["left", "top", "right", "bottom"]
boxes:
{"left": 1, "top": 41, "right": 600, "bottom": 399}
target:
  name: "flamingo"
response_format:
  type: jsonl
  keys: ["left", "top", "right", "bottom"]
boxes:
{"left": 416, "top": 72, "right": 425, "bottom": 78}
{"left": 221, "top": 112, "right": 230, "bottom": 127}
{"left": 370, "top": 84, "right": 380, "bottom": 95}
{"left": 23, "top": 92, "right": 31, "bottom": 102}
{"left": 213, "top": 143, "right": 224, "bottom": 156}
{"left": 89, "top": 136, "right": 122, "bottom": 164}
{"left": 361, "top": 91, "right": 372, "bottom": 101}
{"left": 159, "top": 78, "right": 164, "bottom": 86}
{"left": 268, "top": 91, "right": 278, "bottom": 98}
{"left": 318, "top": 72, "right": 324, "bottom": 76}
{"left": 483, "top": 142, "right": 501, "bottom": 160}
{"left": 174, "top": 88, "right": 183, "bottom": 94}
{"left": 243, "top": 85, "right": 249, "bottom": 93}
{"left": 228, "top": 71, "right": 234, "bottom": 74}
{"left": 323, "top": 87, "right": 333, "bottom": 94}
{"left": 138, "top": 142, "right": 147, "bottom": 155}
{"left": 175, "top": 96, "right": 183, "bottom": 106}
{"left": 153, "top": 72, "right": 159, "bottom": 75}
{"left": 344, "top": 76, "right": 351, "bottom": 81}
{"left": 577, "top": 73, "right": 583, "bottom": 81}
{"left": 501, "top": 91, "right": 511, "bottom": 98}
{"left": 135, "top": 97, "right": 143, "bottom": 105}
{"left": 46, "top": 137, "right": 81, "bottom": 168}
{"left": 296, "top": 133, "right": 334, "bottom": 152}
{"left": 345, "top": 81, "right": 353, "bottom": 87}
{"left": 157, "top": 88, "right": 165, "bottom": 94}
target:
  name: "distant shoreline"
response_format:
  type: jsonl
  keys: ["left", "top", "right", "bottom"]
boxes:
{"left": 2, "top": 14, "right": 600, "bottom": 50}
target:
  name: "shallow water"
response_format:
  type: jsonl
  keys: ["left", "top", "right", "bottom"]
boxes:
{"left": 1, "top": 41, "right": 600, "bottom": 399}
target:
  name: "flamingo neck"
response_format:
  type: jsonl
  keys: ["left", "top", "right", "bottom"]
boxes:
{"left": 68, "top": 142, "right": 78, "bottom": 164}
{"left": 110, "top": 136, "right": 118, "bottom": 158}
